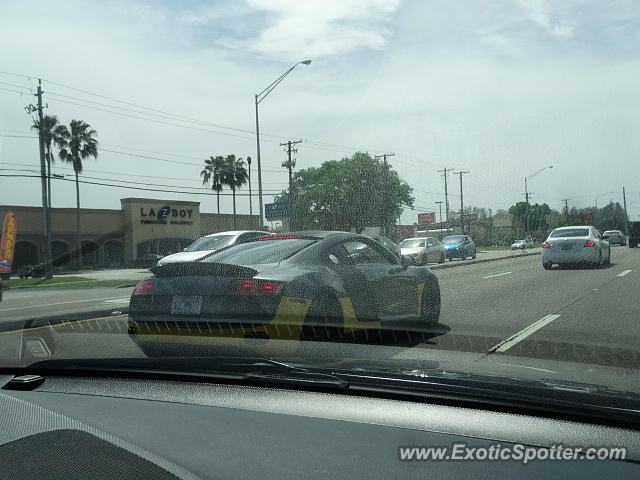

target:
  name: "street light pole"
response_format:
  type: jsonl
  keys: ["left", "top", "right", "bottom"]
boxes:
{"left": 254, "top": 60, "right": 311, "bottom": 229}
{"left": 524, "top": 165, "right": 553, "bottom": 235}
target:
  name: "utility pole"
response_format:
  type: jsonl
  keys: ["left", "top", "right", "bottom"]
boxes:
{"left": 435, "top": 201, "right": 443, "bottom": 225}
{"left": 247, "top": 156, "right": 252, "bottom": 217}
{"left": 455, "top": 171, "right": 469, "bottom": 234}
{"left": 26, "top": 80, "right": 53, "bottom": 279}
{"left": 374, "top": 153, "right": 395, "bottom": 234}
{"left": 562, "top": 199, "right": 570, "bottom": 224}
{"left": 623, "top": 187, "right": 629, "bottom": 236}
{"left": 281, "top": 140, "right": 302, "bottom": 231}
{"left": 437, "top": 168, "right": 452, "bottom": 226}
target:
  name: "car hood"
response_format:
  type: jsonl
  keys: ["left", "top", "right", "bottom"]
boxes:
{"left": 400, "top": 247, "right": 425, "bottom": 255}
{"left": 156, "top": 250, "right": 216, "bottom": 265}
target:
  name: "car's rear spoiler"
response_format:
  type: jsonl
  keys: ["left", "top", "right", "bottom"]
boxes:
{"left": 151, "top": 262, "right": 258, "bottom": 278}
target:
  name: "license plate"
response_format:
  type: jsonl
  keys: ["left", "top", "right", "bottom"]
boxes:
{"left": 561, "top": 244, "right": 572, "bottom": 251}
{"left": 170, "top": 296, "right": 202, "bottom": 315}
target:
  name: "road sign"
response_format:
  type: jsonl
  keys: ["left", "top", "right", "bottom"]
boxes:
{"left": 265, "top": 202, "right": 290, "bottom": 221}
{"left": 463, "top": 213, "right": 478, "bottom": 222}
{"left": 418, "top": 212, "right": 436, "bottom": 224}
{"left": 389, "top": 224, "right": 416, "bottom": 240}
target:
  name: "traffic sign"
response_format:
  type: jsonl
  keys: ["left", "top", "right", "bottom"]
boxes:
{"left": 265, "top": 202, "right": 290, "bottom": 221}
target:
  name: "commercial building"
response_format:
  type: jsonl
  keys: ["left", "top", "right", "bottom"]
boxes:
{"left": 0, "top": 198, "right": 259, "bottom": 269}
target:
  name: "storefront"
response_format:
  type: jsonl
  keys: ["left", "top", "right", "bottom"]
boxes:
{"left": 0, "top": 198, "right": 258, "bottom": 269}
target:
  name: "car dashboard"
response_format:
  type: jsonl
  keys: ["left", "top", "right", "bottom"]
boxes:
{"left": 0, "top": 374, "right": 638, "bottom": 479}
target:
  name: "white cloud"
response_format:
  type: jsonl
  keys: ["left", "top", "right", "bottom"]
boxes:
{"left": 246, "top": 0, "right": 401, "bottom": 58}
{"left": 516, "top": 0, "right": 574, "bottom": 39}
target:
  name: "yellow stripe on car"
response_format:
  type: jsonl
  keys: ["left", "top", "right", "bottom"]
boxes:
{"left": 339, "top": 297, "right": 380, "bottom": 331}
{"left": 416, "top": 282, "right": 425, "bottom": 316}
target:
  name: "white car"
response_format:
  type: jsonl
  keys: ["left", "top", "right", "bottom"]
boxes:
{"left": 400, "top": 237, "right": 447, "bottom": 264}
{"left": 156, "top": 230, "right": 271, "bottom": 266}
{"left": 511, "top": 239, "right": 533, "bottom": 250}
{"left": 542, "top": 226, "right": 610, "bottom": 270}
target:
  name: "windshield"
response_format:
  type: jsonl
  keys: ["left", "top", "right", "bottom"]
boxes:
{"left": 2, "top": 0, "right": 640, "bottom": 432}
{"left": 550, "top": 229, "right": 590, "bottom": 238}
{"left": 202, "top": 238, "right": 315, "bottom": 265}
{"left": 185, "top": 235, "right": 235, "bottom": 252}
{"left": 400, "top": 239, "right": 425, "bottom": 248}
{"left": 442, "top": 236, "right": 465, "bottom": 244}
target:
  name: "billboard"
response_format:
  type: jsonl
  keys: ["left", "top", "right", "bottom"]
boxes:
{"left": 389, "top": 224, "right": 416, "bottom": 240}
{"left": 0, "top": 212, "right": 17, "bottom": 274}
{"left": 265, "top": 202, "right": 290, "bottom": 221}
{"left": 418, "top": 212, "right": 436, "bottom": 224}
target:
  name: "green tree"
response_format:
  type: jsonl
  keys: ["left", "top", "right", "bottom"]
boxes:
{"left": 275, "top": 152, "right": 414, "bottom": 232}
{"left": 221, "top": 154, "right": 248, "bottom": 228}
{"left": 201, "top": 155, "right": 225, "bottom": 214}
{"left": 57, "top": 120, "right": 99, "bottom": 259}
{"left": 508, "top": 202, "right": 551, "bottom": 234}
{"left": 31, "top": 115, "right": 68, "bottom": 207}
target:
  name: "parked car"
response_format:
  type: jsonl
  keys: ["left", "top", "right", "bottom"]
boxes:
{"left": 441, "top": 235, "right": 476, "bottom": 260}
{"left": 603, "top": 230, "right": 626, "bottom": 246}
{"left": 399, "top": 237, "right": 446, "bottom": 264}
{"left": 511, "top": 239, "right": 534, "bottom": 250}
{"left": 156, "top": 230, "right": 271, "bottom": 266}
{"left": 129, "top": 232, "right": 441, "bottom": 330}
{"left": 630, "top": 222, "right": 640, "bottom": 248}
{"left": 366, "top": 234, "right": 401, "bottom": 257}
{"left": 542, "top": 226, "right": 611, "bottom": 269}
{"left": 15, "top": 263, "right": 45, "bottom": 279}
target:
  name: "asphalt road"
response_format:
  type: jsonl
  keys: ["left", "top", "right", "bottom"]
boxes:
{"left": 1, "top": 246, "right": 638, "bottom": 369}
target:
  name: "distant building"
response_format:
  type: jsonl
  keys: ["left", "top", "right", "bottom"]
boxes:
{"left": 0, "top": 198, "right": 258, "bottom": 269}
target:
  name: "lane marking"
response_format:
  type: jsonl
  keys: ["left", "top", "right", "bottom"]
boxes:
{"left": 617, "top": 269, "right": 632, "bottom": 277}
{"left": 0, "top": 296, "right": 125, "bottom": 312}
{"left": 488, "top": 314, "right": 561, "bottom": 353}
{"left": 103, "top": 298, "right": 131, "bottom": 304}
{"left": 482, "top": 271, "right": 512, "bottom": 279}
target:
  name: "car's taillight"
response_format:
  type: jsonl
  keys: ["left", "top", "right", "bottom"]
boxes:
{"left": 133, "top": 280, "right": 155, "bottom": 295}
{"left": 232, "top": 280, "right": 283, "bottom": 294}
{"left": 542, "top": 242, "right": 550, "bottom": 248}
{"left": 584, "top": 241, "right": 596, "bottom": 247}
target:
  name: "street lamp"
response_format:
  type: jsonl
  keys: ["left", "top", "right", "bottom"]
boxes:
{"left": 524, "top": 165, "right": 553, "bottom": 233}
{"left": 254, "top": 60, "right": 312, "bottom": 229}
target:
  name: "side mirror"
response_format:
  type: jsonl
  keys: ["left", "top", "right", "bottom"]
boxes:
{"left": 401, "top": 255, "right": 415, "bottom": 267}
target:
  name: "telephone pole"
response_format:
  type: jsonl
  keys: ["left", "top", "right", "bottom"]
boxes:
{"left": 281, "top": 140, "right": 302, "bottom": 231}
{"left": 437, "top": 168, "right": 453, "bottom": 227}
{"left": 455, "top": 171, "right": 469, "bottom": 234}
{"left": 374, "top": 153, "right": 395, "bottom": 234}
{"left": 623, "top": 187, "right": 629, "bottom": 236}
{"left": 26, "top": 79, "right": 53, "bottom": 279}
{"left": 562, "top": 199, "right": 570, "bottom": 223}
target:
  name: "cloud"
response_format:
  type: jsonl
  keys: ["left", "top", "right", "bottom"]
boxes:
{"left": 516, "top": 0, "right": 574, "bottom": 39}
{"left": 246, "top": 0, "right": 401, "bottom": 58}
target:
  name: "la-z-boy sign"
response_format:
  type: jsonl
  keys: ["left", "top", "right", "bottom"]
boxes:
{"left": 140, "top": 206, "right": 194, "bottom": 225}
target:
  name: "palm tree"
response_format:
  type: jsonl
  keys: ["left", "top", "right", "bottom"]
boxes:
{"left": 31, "top": 115, "right": 68, "bottom": 207}
{"left": 200, "top": 155, "right": 226, "bottom": 214}
{"left": 58, "top": 120, "right": 99, "bottom": 261}
{"left": 222, "top": 155, "right": 248, "bottom": 228}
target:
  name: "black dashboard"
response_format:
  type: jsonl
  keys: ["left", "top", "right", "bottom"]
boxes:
{"left": 0, "top": 373, "right": 638, "bottom": 479}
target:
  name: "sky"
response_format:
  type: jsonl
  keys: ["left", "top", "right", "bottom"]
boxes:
{"left": 1, "top": 0, "right": 640, "bottom": 225}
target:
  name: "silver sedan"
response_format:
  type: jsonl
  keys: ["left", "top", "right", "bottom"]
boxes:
{"left": 542, "top": 226, "right": 611, "bottom": 270}
{"left": 400, "top": 237, "right": 447, "bottom": 265}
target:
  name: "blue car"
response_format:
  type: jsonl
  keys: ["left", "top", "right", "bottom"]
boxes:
{"left": 441, "top": 235, "right": 476, "bottom": 260}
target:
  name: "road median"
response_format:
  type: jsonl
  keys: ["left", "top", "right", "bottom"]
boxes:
{"left": 430, "top": 249, "right": 541, "bottom": 271}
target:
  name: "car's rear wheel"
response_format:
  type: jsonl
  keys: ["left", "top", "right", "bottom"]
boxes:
{"left": 603, "top": 248, "right": 611, "bottom": 266}
{"left": 420, "top": 279, "right": 441, "bottom": 326}
{"left": 438, "top": 253, "right": 445, "bottom": 263}
{"left": 471, "top": 251, "right": 476, "bottom": 260}
{"left": 307, "top": 292, "right": 342, "bottom": 326}
{"left": 543, "top": 262, "right": 552, "bottom": 270}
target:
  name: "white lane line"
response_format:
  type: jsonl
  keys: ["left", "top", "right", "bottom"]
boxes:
{"left": 617, "top": 269, "right": 632, "bottom": 277}
{"left": 0, "top": 296, "right": 125, "bottom": 312}
{"left": 103, "top": 298, "right": 131, "bottom": 304}
{"left": 483, "top": 271, "right": 512, "bottom": 279}
{"left": 488, "top": 314, "right": 561, "bottom": 353}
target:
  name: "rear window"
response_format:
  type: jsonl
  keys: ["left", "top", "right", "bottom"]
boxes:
{"left": 550, "top": 228, "right": 590, "bottom": 238}
{"left": 201, "top": 238, "right": 315, "bottom": 265}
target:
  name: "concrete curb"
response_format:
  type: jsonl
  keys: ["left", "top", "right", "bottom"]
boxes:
{"left": 429, "top": 250, "right": 541, "bottom": 271}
